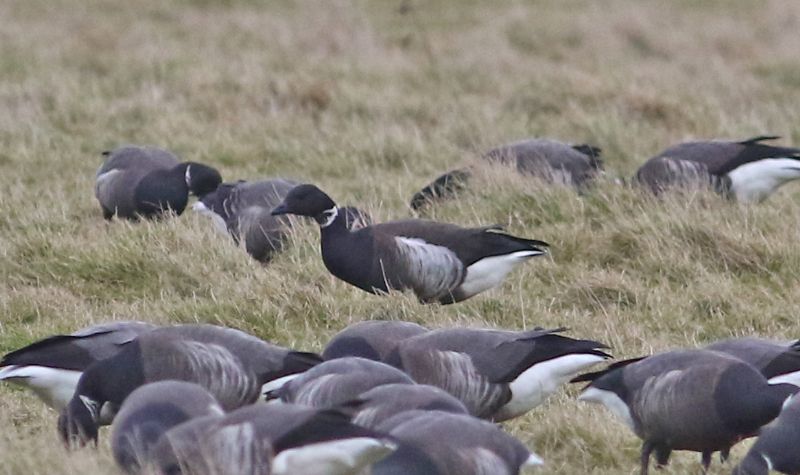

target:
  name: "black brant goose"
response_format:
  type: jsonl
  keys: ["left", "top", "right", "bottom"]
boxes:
{"left": 58, "top": 324, "right": 321, "bottom": 447}
{"left": 733, "top": 394, "right": 800, "bottom": 475}
{"left": 95, "top": 145, "right": 222, "bottom": 220}
{"left": 271, "top": 357, "right": 414, "bottom": 408}
{"left": 0, "top": 321, "right": 156, "bottom": 421}
{"left": 706, "top": 337, "right": 800, "bottom": 386}
{"left": 410, "top": 138, "right": 603, "bottom": 210}
{"left": 342, "top": 383, "right": 469, "bottom": 430}
{"left": 271, "top": 184, "right": 549, "bottom": 304}
{"left": 110, "top": 381, "right": 224, "bottom": 474}
{"left": 634, "top": 136, "right": 800, "bottom": 202}
{"left": 385, "top": 327, "right": 610, "bottom": 420}
{"left": 372, "top": 410, "right": 543, "bottom": 475}
{"left": 322, "top": 320, "right": 429, "bottom": 361}
{"left": 194, "top": 179, "right": 372, "bottom": 262}
{"left": 152, "top": 403, "right": 395, "bottom": 475}
{"left": 573, "top": 349, "right": 798, "bottom": 475}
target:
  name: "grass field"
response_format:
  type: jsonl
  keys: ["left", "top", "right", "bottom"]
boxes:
{"left": 2, "top": 0, "right": 800, "bottom": 473}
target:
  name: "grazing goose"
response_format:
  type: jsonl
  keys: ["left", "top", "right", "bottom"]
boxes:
{"left": 111, "top": 381, "right": 224, "bottom": 474}
{"left": 322, "top": 320, "right": 429, "bottom": 361}
{"left": 372, "top": 410, "right": 543, "bottom": 475}
{"left": 733, "top": 394, "right": 800, "bottom": 475}
{"left": 58, "top": 324, "right": 322, "bottom": 447}
{"left": 271, "top": 184, "right": 549, "bottom": 304}
{"left": 385, "top": 327, "right": 610, "bottom": 420}
{"left": 634, "top": 136, "right": 800, "bottom": 203}
{"left": 573, "top": 349, "right": 798, "bottom": 475}
{"left": 152, "top": 403, "right": 395, "bottom": 475}
{"left": 193, "top": 178, "right": 298, "bottom": 262}
{"left": 194, "top": 179, "right": 372, "bottom": 262}
{"left": 0, "top": 321, "right": 156, "bottom": 421}
{"left": 342, "top": 383, "right": 469, "bottom": 430}
{"left": 95, "top": 145, "right": 222, "bottom": 220}
{"left": 410, "top": 138, "right": 603, "bottom": 210}
{"left": 706, "top": 337, "right": 800, "bottom": 386}
{"left": 272, "top": 357, "right": 414, "bottom": 408}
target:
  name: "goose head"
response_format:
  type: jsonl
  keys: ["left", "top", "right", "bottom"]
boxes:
{"left": 271, "top": 184, "right": 337, "bottom": 225}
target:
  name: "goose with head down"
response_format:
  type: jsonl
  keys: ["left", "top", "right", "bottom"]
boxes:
{"left": 385, "top": 327, "right": 611, "bottom": 421}
{"left": 322, "top": 320, "right": 429, "bottom": 361}
{"left": 573, "top": 349, "right": 798, "bottom": 474}
{"left": 634, "top": 136, "right": 800, "bottom": 202}
{"left": 58, "top": 324, "right": 322, "bottom": 448}
{"left": 271, "top": 184, "right": 549, "bottom": 304}
{"left": 95, "top": 145, "right": 221, "bottom": 220}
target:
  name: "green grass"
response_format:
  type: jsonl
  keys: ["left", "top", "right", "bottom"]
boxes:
{"left": 2, "top": 0, "right": 800, "bottom": 473}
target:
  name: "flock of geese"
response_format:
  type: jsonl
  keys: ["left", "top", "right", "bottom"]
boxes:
{"left": 2, "top": 135, "right": 800, "bottom": 475}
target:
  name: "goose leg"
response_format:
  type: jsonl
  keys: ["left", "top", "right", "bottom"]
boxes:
{"left": 654, "top": 446, "right": 671, "bottom": 468}
{"left": 719, "top": 447, "right": 730, "bottom": 463}
{"left": 640, "top": 440, "right": 655, "bottom": 475}
{"left": 700, "top": 451, "right": 712, "bottom": 472}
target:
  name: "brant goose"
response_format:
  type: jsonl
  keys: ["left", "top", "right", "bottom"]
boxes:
{"left": 271, "top": 184, "right": 549, "bottom": 304}
{"left": 573, "top": 349, "right": 798, "bottom": 474}
{"left": 372, "top": 410, "right": 543, "bottom": 475}
{"left": 410, "top": 138, "right": 603, "bottom": 210}
{"left": 322, "top": 320, "right": 429, "bottom": 361}
{"left": 706, "top": 337, "right": 800, "bottom": 386}
{"left": 271, "top": 357, "right": 414, "bottom": 408}
{"left": 152, "top": 403, "right": 395, "bottom": 475}
{"left": 0, "top": 321, "right": 155, "bottom": 421}
{"left": 634, "top": 136, "right": 800, "bottom": 202}
{"left": 733, "top": 394, "right": 800, "bottom": 475}
{"left": 110, "top": 381, "right": 224, "bottom": 473}
{"left": 95, "top": 145, "right": 221, "bottom": 220}
{"left": 194, "top": 179, "right": 372, "bottom": 262}
{"left": 385, "top": 327, "right": 610, "bottom": 420}
{"left": 342, "top": 383, "right": 469, "bottom": 430}
{"left": 58, "top": 324, "right": 321, "bottom": 447}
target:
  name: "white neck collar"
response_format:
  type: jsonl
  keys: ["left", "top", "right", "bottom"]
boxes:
{"left": 320, "top": 206, "right": 338, "bottom": 228}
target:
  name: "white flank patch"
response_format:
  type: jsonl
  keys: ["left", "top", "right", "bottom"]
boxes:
{"left": 768, "top": 370, "right": 800, "bottom": 387}
{"left": 260, "top": 373, "right": 299, "bottom": 398}
{"left": 272, "top": 438, "right": 396, "bottom": 475}
{"left": 184, "top": 164, "right": 192, "bottom": 186}
{"left": 524, "top": 452, "right": 545, "bottom": 467}
{"left": 0, "top": 365, "right": 81, "bottom": 411}
{"left": 496, "top": 354, "right": 606, "bottom": 420}
{"left": 95, "top": 169, "right": 121, "bottom": 185}
{"left": 728, "top": 158, "right": 800, "bottom": 203}
{"left": 192, "top": 201, "right": 229, "bottom": 234}
{"left": 577, "top": 387, "right": 634, "bottom": 429}
{"left": 457, "top": 251, "right": 541, "bottom": 300}
{"left": 394, "top": 237, "right": 463, "bottom": 300}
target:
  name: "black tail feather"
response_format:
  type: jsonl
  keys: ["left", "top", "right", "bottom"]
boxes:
{"left": 569, "top": 356, "right": 646, "bottom": 384}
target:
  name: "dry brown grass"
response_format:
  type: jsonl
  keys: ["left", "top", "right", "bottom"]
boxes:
{"left": 2, "top": 0, "right": 800, "bottom": 473}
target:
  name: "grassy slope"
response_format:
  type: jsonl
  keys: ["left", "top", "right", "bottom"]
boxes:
{"left": 1, "top": 0, "right": 800, "bottom": 473}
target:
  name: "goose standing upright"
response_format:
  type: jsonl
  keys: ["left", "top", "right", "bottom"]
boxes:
{"left": 0, "top": 321, "right": 156, "bottom": 420}
{"left": 634, "top": 136, "right": 800, "bottom": 202}
{"left": 271, "top": 184, "right": 549, "bottom": 304}
{"left": 58, "top": 324, "right": 322, "bottom": 447}
{"left": 573, "top": 349, "right": 799, "bottom": 475}
{"left": 95, "top": 145, "right": 222, "bottom": 220}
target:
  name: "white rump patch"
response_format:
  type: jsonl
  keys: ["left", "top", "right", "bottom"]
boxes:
{"left": 0, "top": 365, "right": 82, "bottom": 411}
{"left": 578, "top": 387, "right": 634, "bottom": 429}
{"left": 272, "top": 438, "right": 396, "bottom": 475}
{"left": 260, "top": 373, "right": 300, "bottom": 398}
{"left": 768, "top": 370, "right": 800, "bottom": 387}
{"left": 192, "top": 201, "right": 229, "bottom": 234}
{"left": 728, "top": 158, "right": 800, "bottom": 203}
{"left": 497, "top": 354, "right": 606, "bottom": 420}
{"left": 393, "top": 237, "right": 464, "bottom": 301}
{"left": 456, "top": 251, "right": 542, "bottom": 300}
{"left": 524, "top": 452, "right": 545, "bottom": 467}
